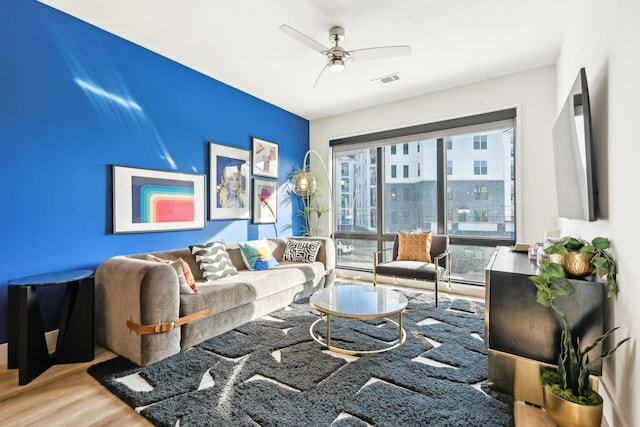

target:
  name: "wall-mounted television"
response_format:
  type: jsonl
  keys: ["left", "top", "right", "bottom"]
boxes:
{"left": 552, "top": 67, "right": 597, "bottom": 221}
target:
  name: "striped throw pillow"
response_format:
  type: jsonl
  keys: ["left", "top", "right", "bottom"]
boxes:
{"left": 189, "top": 241, "right": 238, "bottom": 282}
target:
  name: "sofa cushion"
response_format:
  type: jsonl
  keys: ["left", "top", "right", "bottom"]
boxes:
{"left": 180, "top": 261, "right": 325, "bottom": 316}
{"left": 283, "top": 239, "right": 322, "bottom": 263}
{"left": 189, "top": 241, "right": 238, "bottom": 281}
{"left": 238, "top": 238, "right": 279, "bottom": 270}
{"left": 147, "top": 255, "right": 197, "bottom": 294}
{"left": 397, "top": 230, "right": 432, "bottom": 263}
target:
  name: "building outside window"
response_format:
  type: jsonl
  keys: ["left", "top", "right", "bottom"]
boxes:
{"left": 331, "top": 109, "right": 516, "bottom": 284}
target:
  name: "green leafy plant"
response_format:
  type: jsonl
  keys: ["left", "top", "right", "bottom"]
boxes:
{"left": 544, "top": 236, "right": 618, "bottom": 296}
{"left": 529, "top": 259, "right": 629, "bottom": 405}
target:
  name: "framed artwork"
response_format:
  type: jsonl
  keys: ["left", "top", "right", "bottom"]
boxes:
{"left": 252, "top": 137, "right": 279, "bottom": 178}
{"left": 209, "top": 142, "right": 251, "bottom": 220}
{"left": 112, "top": 165, "right": 206, "bottom": 233}
{"left": 252, "top": 178, "right": 278, "bottom": 224}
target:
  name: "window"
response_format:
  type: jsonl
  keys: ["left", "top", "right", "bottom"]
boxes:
{"left": 331, "top": 108, "right": 516, "bottom": 284}
{"left": 473, "top": 135, "right": 488, "bottom": 150}
{"left": 474, "top": 160, "right": 488, "bottom": 175}
{"left": 474, "top": 184, "right": 488, "bottom": 200}
{"left": 474, "top": 209, "right": 489, "bottom": 222}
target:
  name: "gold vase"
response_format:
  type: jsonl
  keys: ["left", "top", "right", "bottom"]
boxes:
{"left": 549, "top": 252, "right": 594, "bottom": 277}
{"left": 543, "top": 385, "right": 603, "bottom": 427}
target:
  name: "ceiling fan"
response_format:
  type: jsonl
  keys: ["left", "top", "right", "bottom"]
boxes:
{"left": 280, "top": 24, "right": 411, "bottom": 88}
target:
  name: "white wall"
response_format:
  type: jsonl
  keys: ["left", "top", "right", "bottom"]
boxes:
{"left": 556, "top": 1, "right": 639, "bottom": 426}
{"left": 310, "top": 65, "right": 559, "bottom": 243}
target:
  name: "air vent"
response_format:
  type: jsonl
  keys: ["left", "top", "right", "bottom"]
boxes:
{"left": 373, "top": 73, "right": 401, "bottom": 85}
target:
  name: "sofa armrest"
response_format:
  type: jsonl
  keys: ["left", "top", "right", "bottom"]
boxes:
{"left": 95, "top": 256, "right": 182, "bottom": 366}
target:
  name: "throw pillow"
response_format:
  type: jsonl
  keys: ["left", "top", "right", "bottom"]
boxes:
{"left": 189, "top": 241, "right": 238, "bottom": 282}
{"left": 396, "top": 230, "right": 432, "bottom": 263}
{"left": 238, "top": 238, "right": 279, "bottom": 271}
{"left": 283, "top": 239, "right": 322, "bottom": 263}
{"left": 147, "top": 255, "right": 197, "bottom": 294}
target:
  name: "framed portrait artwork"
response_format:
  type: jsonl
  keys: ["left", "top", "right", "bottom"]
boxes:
{"left": 252, "top": 178, "right": 277, "bottom": 224}
{"left": 251, "top": 137, "right": 279, "bottom": 179}
{"left": 112, "top": 165, "right": 206, "bottom": 233}
{"left": 209, "top": 142, "right": 251, "bottom": 220}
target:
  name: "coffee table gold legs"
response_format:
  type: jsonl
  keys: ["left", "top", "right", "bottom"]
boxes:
{"left": 309, "top": 312, "right": 406, "bottom": 355}
{"left": 326, "top": 314, "right": 331, "bottom": 348}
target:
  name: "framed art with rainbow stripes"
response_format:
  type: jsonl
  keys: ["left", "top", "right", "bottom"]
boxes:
{"left": 112, "top": 165, "right": 206, "bottom": 233}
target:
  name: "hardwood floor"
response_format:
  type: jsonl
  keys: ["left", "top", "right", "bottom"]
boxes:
{"left": 0, "top": 347, "right": 150, "bottom": 427}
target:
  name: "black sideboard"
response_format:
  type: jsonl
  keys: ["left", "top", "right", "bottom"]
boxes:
{"left": 484, "top": 246, "right": 604, "bottom": 403}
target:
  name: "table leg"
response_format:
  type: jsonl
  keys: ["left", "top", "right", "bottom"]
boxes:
{"left": 53, "top": 276, "right": 95, "bottom": 363}
{"left": 326, "top": 314, "right": 331, "bottom": 348}
{"left": 17, "top": 286, "right": 51, "bottom": 385}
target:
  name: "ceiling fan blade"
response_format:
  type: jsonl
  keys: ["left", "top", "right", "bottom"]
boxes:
{"left": 280, "top": 24, "right": 328, "bottom": 54}
{"left": 312, "top": 64, "right": 329, "bottom": 89}
{"left": 349, "top": 45, "right": 411, "bottom": 61}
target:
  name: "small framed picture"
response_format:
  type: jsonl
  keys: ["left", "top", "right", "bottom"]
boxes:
{"left": 209, "top": 142, "right": 251, "bottom": 220}
{"left": 112, "top": 165, "right": 206, "bottom": 233}
{"left": 252, "top": 137, "right": 279, "bottom": 179}
{"left": 252, "top": 178, "right": 277, "bottom": 224}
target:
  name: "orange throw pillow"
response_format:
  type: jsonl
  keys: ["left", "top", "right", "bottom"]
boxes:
{"left": 396, "top": 230, "right": 432, "bottom": 263}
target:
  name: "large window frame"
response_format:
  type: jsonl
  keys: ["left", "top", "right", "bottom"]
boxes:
{"left": 330, "top": 109, "right": 517, "bottom": 284}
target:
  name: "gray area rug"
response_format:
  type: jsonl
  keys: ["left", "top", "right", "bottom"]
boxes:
{"left": 88, "top": 284, "right": 513, "bottom": 426}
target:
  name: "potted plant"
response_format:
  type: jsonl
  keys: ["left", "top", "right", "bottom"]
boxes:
{"left": 543, "top": 236, "right": 618, "bottom": 297}
{"left": 529, "top": 258, "right": 629, "bottom": 427}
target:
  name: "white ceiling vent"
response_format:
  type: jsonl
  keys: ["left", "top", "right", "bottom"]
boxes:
{"left": 373, "top": 73, "right": 401, "bottom": 85}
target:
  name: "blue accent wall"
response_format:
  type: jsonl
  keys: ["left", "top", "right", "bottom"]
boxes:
{"left": 0, "top": 0, "right": 309, "bottom": 344}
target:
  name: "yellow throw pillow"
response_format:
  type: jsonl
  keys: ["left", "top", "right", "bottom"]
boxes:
{"left": 396, "top": 230, "right": 432, "bottom": 263}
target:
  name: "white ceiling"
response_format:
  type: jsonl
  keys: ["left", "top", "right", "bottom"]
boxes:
{"left": 39, "top": 0, "right": 572, "bottom": 121}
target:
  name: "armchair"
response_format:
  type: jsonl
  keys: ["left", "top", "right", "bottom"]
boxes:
{"left": 373, "top": 233, "right": 451, "bottom": 307}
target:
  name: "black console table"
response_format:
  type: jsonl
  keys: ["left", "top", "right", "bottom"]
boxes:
{"left": 7, "top": 269, "right": 95, "bottom": 385}
{"left": 484, "top": 246, "right": 604, "bottom": 404}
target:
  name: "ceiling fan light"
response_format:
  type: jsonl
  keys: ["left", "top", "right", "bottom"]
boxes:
{"left": 329, "top": 58, "right": 345, "bottom": 72}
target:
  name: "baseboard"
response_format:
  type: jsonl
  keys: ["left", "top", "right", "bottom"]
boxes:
{"left": 0, "top": 330, "right": 59, "bottom": 367}
{"left": 600, "top": 376, "right": 627, "bottom": 427}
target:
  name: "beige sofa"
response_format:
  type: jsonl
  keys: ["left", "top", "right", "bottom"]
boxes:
{"left": 95, "top": 237, "right": 335, "bottom": 366}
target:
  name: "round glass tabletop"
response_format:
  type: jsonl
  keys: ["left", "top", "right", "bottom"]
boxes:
{"left": 310, "top": 284, "right": 408, "bottom": 319}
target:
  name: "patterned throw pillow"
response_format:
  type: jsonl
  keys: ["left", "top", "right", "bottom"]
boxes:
{"left": 147, "top": 255, "right": 197, "bottom": 294}
{"left": 189, "top": 241, "right": 238, "bottom": 282}
{"left": 238, "top": 238, "right": 279, "bottom": 271}
{"left": 396, "top": 230, "right": 432, "bottom": 263}
{"left": 283, "top": 239, "right": 322, "bottom": 263}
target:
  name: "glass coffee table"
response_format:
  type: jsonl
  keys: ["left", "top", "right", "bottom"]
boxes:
{"left": 309, "top": 284, "right": 408, "bottom": 355}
